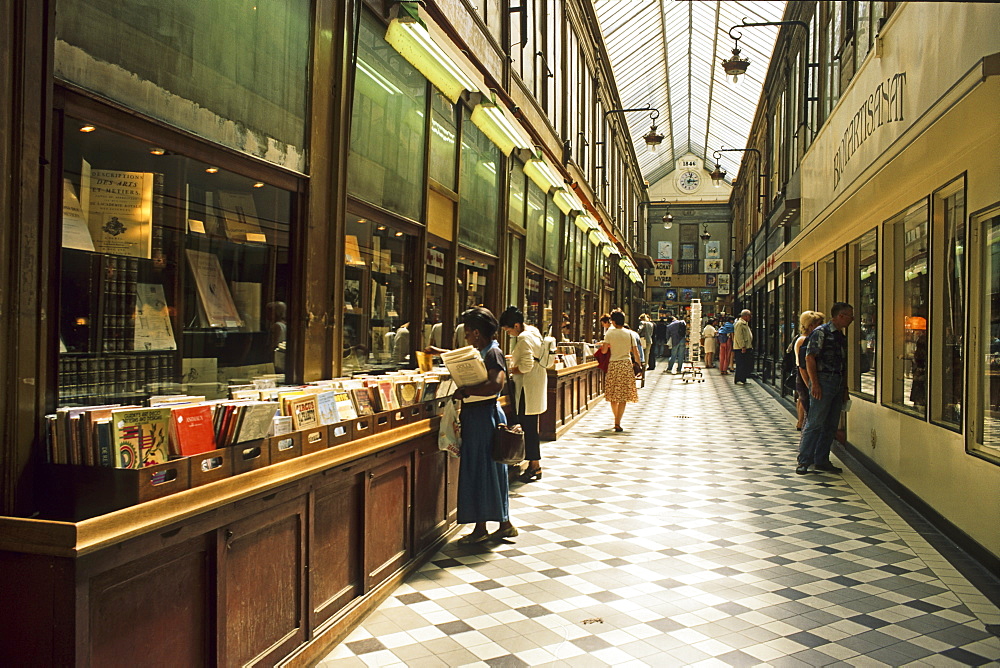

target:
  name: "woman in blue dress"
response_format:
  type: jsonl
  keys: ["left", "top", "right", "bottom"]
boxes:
{"left": 428, "top": 307, "right": 516, "bottom": 544}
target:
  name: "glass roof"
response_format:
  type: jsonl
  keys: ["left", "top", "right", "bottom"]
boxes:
{"left": 594, "top": 0, "right": 786, "bottom": 186}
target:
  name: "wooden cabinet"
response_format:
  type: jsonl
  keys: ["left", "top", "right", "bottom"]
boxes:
{"left": 540, "top": 362, "right": 603, "bottom": 440}
{"left": 217, "top": 495, "right": 307, "bottom": 667}
{"left": 365, "top": 447, "right": 412, "bottom": 589}
{"left": 412, "top": 435, "right": 448, "bottom": 553}
{"left": 0, "top": 421, "right": 455, "bottom": 667}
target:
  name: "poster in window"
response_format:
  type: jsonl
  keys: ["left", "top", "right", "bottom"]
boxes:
{"left": 665, "top": 289, "right": 677, "bottom": 302}
{"left": 657, "top": 241, "right": 672, "bottom": 259}
{"left": 217, "top": 192, "right": 266, "bottom": 243}
{"left": 704, "top": 259, "right": 723, "bottom": 273}
{"left": 705, "top": 240, "right": 720, "bottom": 259}
{"left": 87, "top": 167, "right": 154, "bottom": 258}
{"left": 680, "top": 288, "right": 694, "bottom": 302}
{"left": 717, "top": 274, "right": 731, "bottom": 295}
{"left": 680, "top": 243, "right": 696, "bottom": 260}
{"left": 185, "top": 249, "right": 244, "bottom": 328}
{"left": 705, "top": 274, "right": 717, "bottom": 286}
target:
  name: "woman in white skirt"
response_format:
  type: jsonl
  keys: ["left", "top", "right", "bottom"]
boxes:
{"left": 701, "top": 318, "right": 718, "bottom": 368}
{"left": 599, "top": 310, "right": 641, "bottom": 432}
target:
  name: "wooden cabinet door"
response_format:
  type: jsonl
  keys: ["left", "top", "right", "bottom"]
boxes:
{"left": 217, "top": 495, "right": 307, "bottom": 667}
{"left": 412, "top": 435, "right": 448, "bottom": 553}
{"left": 310, "top": 463, "right": 365, "bottom": 630}
{"left": 446, "top": 450, "right": 460, "bottom": 525}
{"left": 88, "top": 535, "right": 212, "bottom": 668}
{"left": 365, "top": 449, "right": 412, "bottom": 590}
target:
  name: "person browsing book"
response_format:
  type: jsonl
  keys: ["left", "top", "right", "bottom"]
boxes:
{"left": 425, "top": 307, "right": 517, "bottom": 544}
{"left": 499, "top": 306, "right": 547, "bottom": 483}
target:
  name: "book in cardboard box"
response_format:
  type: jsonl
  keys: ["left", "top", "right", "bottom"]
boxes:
{"left": 111, "top": 407, "right": 172, "bottom": 468}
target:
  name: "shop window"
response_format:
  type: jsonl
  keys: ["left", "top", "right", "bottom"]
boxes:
{"left": 343, "top": 219, "right": 416, "bottom": 372}
{"left": 888, "top": 200, "right": 929, "bottom": 416}
{"left": 508, "top": 158, "right": 526, "bottom": 230}
{"left": 853, "top": 229, "right": 878, "bottom": 399}
{"left": 526, "top": 181, "right": 545, "bottom": 267}
{"left": 507, "top": 235, "right": 523, "bottom": 313}
{"left": 544, "top": 201, "right": 560, "bottom": 273}
{"left": 58, "top": 117, "right": 294, "bottom": 408}
{"left": 525, "top": 271, "right": 543, "bottom": 331}
{"left": 424, "top": 245, "right": 448, "bottom": 349}
{"left": 429, "top": 91, "right": 458, "bottom": 191}
{"left": 55, "top": 0, "right": 310, "bottom": 171}
{"left": 544, "top": 279, "right": 558, "bottom": 339}
{"left": 348, "top": 11, "right": 426, "bottom": 222}
{"left": 458, "top": 109, "right": 500, "bottom": 254}
{"left": 971, "top": 207, "right": 1000, "bottom": 463}
{"left": 457, "top": 254, "right": 490, "bottom": 312}
{"left": 932, "top": 182, "right": 966, "bottom": 428}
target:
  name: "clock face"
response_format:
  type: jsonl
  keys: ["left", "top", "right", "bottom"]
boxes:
{"left": 677, "top": 170, "right": 701, "bottom": 192}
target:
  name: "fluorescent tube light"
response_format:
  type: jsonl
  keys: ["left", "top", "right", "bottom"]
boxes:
{"left": 522, "top": 155, "right": 565, "bottom": 193}
{"left": 470, "top": 97, "right": 532, "bottom": 156}
{"left": 386, "top": 16, "right": 478, "bottom": 103}
{"left": 552, "top": 187, "right": 584, "bottom": 215}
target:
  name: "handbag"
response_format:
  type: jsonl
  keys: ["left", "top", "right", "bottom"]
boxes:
{"left": 632, "top": 360, "right": 644, "bottom": 376}
{"left": 594, "top": 348, "right": 610, "bottom": 373}
{"left": 492, "top": 422, "right": 525, "bottom": 465}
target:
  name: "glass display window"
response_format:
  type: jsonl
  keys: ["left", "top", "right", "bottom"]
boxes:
{"left": 526, "top": 181, "right": 545, "bottom": 267}
{"left": 507, "top": 235, "right": 524, "bottom": 313}
{"left": 544, "top": 278, "right": 558, "bottom": 339}
{"left": 853, "top": 229, "right": 878, "bottom": 399}
{"left": 428, "top": 91, "right": 458, "bottom": 191}
{"left": 971, "top": 207, "right": 1000, "bottom": 463}
{"left": 457, "top": 252, "right": 490, "bottom": 313}
{"left": 544, "top": 201, "right": 561, "bottom": 273}
{"left": 525, "top": 271, "right": 543, "bottom": 332}
{"left": 888, "top": 200, "right": 929, "bottom": 416}
{"left": 423, "top": 244, "right": 448, "bottom": 349}
{"left": 458, "top": 109, "right": 500, "bottom": 254}
{"left": 57, "top": 115, "right": 294, "bottom": 407}
{"left": 343, "top": 217, "right": 416, "bottom": 372}
{"left": 932, "top": 182, "right": 965, "bottom": 429}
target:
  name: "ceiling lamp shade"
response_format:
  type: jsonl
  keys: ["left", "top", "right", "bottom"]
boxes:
{"left": 643, "top": 125, "right": 665, "bottom": 152}
{"left": 721, "top": 40, "right": 751, "bottom": 83}
{"left": 469, "top": 93, "right": 532, "bottom": 156}
{"left": 522, "top": 153, "right": 565, "bottom": 193}
{"left": 385, "top": 9, "right": 478, "bottom": 103}
{"left": 552, "top": 187, "right": 584, "bottom": 215}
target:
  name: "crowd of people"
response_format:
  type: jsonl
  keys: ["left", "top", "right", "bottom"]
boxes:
{"left": 430, "top": 299, "right": 854, "bottom": 545}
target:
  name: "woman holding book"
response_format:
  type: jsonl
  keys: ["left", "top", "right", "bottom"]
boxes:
{"left": 599, "top": 310, "right": 641, "bottom": 432}
{"left": 499, "top": 305, "right": 547, "bottom": 483}
{"left": 426, "top": 306, "right": 516, "bottom": 544}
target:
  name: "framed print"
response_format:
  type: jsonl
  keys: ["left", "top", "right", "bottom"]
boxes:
{"left": 657, "top": 241, "right": 672, "bottom": 259}
{"left": 681, "top": 243, "right": 696, "bottom": 260}
{"left": 717, "top": 274, "right": 731, "bottom": 295}
{"left": 705, "top": 240, "right": 720, "bottom": 259}
{"left": 704, "top": 258, "right": 723, "bottom": 273}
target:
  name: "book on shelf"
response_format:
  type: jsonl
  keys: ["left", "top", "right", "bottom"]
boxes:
{"left": 233, "top": 402, "right": 279, "bottom": 444}
{"left": 217, "top": 191, "right": 267, "bottom": 243}
{"left": 333, "top": 390, "right": 358, "bottom": 421}
{"left": 133, "top": 283, "right": 177, "bottom": 351}
{"left": 169, "top": 404, "right": 217, "bottom": 456}
{"left": 111, "top": 407, "right": 172, "bottom": 469}
{"left": 315, "top": 390, "right": 340, "bottom": 425}
{"left": 438, "top": 346, "right": 487, "bottom": 388}
{"left": 185, "top": 249, "right": 244, "bottom": 328}
{"left": 349, "top": 387, "right": 376, "bottom": 417}
{"left": 394, "top": 380, "right": 420, "bottom": 407}
{"left": 85, "top": 167, "right": 155, "bottom": 259}
{"left": 285, "top": 394, "right": 320, "bottom": 431}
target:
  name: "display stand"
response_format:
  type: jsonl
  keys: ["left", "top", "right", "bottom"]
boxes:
{"left": 680, "top": 299, "right": 705, "bottom": 383}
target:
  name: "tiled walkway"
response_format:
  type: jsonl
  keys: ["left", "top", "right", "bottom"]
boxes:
{"left": 319, "top": 367, "right": 1000, "bottom": 667}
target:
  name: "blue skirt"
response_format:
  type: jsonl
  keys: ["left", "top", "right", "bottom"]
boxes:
{"left": 457, "top": 400, "right": 509, "bottom": 524}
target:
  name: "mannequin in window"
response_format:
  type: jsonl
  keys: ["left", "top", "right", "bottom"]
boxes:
{"left": 265, "top": 301, "right": 287, "bottom": 374}
{"left": 392, "top": 322, "right": 410, "bottom": 363}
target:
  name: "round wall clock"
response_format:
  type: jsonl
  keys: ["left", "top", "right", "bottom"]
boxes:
{"left": 677, "top": 170, "right": 701, "bottom": 192}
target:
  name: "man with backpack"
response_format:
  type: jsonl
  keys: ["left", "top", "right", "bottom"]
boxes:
{"left": 651, "top": 315, "right": 669, "bottom": 369}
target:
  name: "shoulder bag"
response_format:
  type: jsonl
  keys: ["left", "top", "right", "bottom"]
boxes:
{"left": 492, "top": 423, "right": 525, "bottom": 465}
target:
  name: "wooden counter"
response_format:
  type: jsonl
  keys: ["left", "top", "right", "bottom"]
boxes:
{"left": 539, "top": 362, "right": 604, "bottom": 440}
{"left": 0, "top": 416, "right": 459, "bottom": 667}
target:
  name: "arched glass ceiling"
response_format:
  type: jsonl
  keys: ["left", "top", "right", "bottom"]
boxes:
{"left": 594, "top": 0, "right": 786, "bottom": 186}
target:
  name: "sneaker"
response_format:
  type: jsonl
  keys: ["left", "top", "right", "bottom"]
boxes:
{"left": 795, "top": 465, "right": 810, "bottom": 475}
{"left": 814, "top": 462, "right": 843, "bottom": 473}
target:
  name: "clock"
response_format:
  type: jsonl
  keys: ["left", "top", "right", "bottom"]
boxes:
{"left": 677, "top": 170, "right": 701, "bottom": 192}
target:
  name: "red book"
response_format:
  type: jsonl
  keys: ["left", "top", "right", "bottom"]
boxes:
{"left": 169, "top": 404, "right": 217, "bottom": 456}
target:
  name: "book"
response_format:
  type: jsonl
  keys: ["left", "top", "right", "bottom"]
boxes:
{"left": 271, "top": 415, "right": 293, "bottom": 437}
{"left": 217, "top": 191, "right": 266, "bottom": 242}
{"left": 61, "top": 178, "right": 95, "bottom": 251}
{"left": 315, "top": 390, "right": 340, "bottom": 425}
{"left": 438, "top": 346, "right": 487, "bottom": 388}
{"left": 169, "top": 404, "right": 217, "bottom": 456}
{"left": 111, "top": 407, "right": 172, "bottom": 468}
{"left": 334, "top": 390, "right": 358, "bottom": 421}
{"left": 286, "top": 394, "right": 320, "bottom": 431}
{"left": 377, "top": 380, "right": 396, "bottom": 411}
{"left": 420, "top": 379, "right": 440, "bottom": 403}
{"left": 233, "top": 402, "right": 279, "bottom": 443}
{"left": 86, "top": 168, "right": 154, "bottom": 258}
{"left": 185, "top": 249, "right": 244, "bottom": 328}
{"left": 415, "top": 350, "right": 434, "bottom": 373}
{"left": 394, "top": 380, "right": 420, "bottom": 407}
{"left": 94, "top": 418, "right": 114, "bottom": 467}
{"left": 350, "top": 387, "right": 376, "bottom": 417}
{"left": 133, "top": 283, "right": 177, "bottom": 351}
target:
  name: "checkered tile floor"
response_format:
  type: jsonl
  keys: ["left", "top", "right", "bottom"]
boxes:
{"left": 318, "top": 367, "right": 1000, "bottom": 667}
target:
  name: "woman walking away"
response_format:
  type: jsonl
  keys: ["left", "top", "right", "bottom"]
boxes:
{"left": 794, "top": 311, "right": 825, "bottom": 430}
{"left": 701, "top": 318, "right": 718, "bottom": 368}
{"left": 599, "top": 311, "right": 641, "bottom": 432}
{"left": 499, "top": 306, "right": 547, "bottom": 483}
{"left": 427, "top": 307, "right": 516, "bottom": 544}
